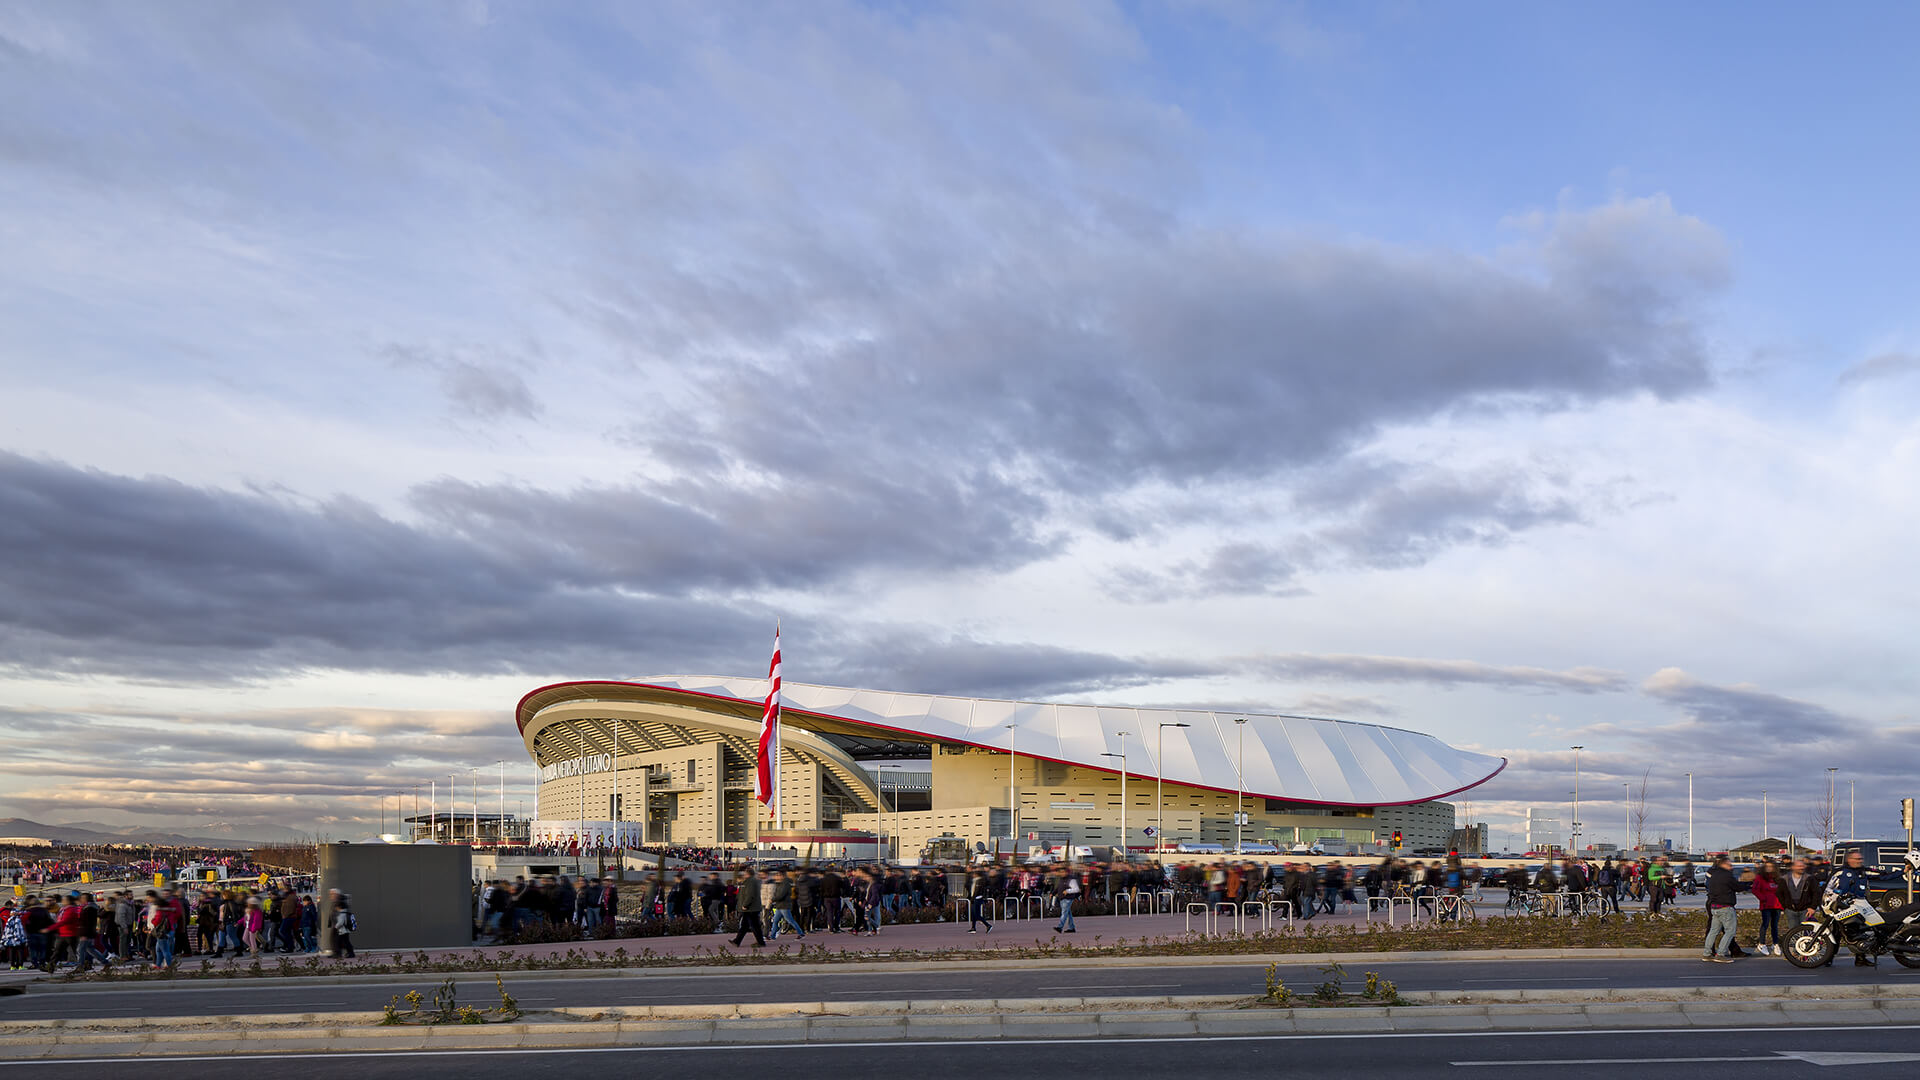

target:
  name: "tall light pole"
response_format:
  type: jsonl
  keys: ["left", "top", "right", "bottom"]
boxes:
{"left": 1685, "top": 772, "right": 1693, "bottom": 856}
{"left": 1006, "top": 723, "right": 1018, "bottom": 859}
{"left": 1763, "top": 790, "right": 1769, "bottom": 841}
{"left": 1101, "top": 733, "right": 1128, "bottom": 859}
{"left": 1570, "top": 746, "right": 1583, "bottom": 853}
{"left": 1234, "top": 719, "right": 1249, "bottom": 855}
{"left": 1623, "top": 782, "right": 1630, "bottom": 852}
{"left": 1850, "top": 779, "right": 1856, "bottom": 840}
{"left": 1156, "top": 721, "right": 1190, "bottom": 870}
{"left": 498, "top": 760, "right": 507, "bottom": 848}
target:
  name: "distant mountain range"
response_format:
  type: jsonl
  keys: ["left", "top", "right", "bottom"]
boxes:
{"left": 0, "top": 818, "right": 315, "bottom": 848}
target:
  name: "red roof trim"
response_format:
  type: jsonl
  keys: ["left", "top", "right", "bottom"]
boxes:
{"left": 515, "top": 679, "right": 1507, "bottom": 810}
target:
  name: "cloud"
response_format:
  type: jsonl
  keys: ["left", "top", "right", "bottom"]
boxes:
{"left": 1245, "top": 653, "right": 1629, "bottom": 693}
{"left": 1111, "top": 460, "right": 1589, "bottom": 599}
{"left": 383, "top": 343, "right": 544, "bottom": 422}
{"left": 1838, "top": 352, "right": 1920, "bottom": 386}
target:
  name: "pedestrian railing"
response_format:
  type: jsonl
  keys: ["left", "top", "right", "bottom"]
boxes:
{"left": 1257, "top": 899, "right": 1294, "bottom": 932}
{"left": 1367, "top": 895, "right": 1413, "bottom": 926}
{"left": 1213, "top": 901, "right": 1244, "bottom": 934}
{"left": 1019, "top": 895, "right": 1044, "bottom": 920}
{"left": 949, "top": 897, "right": 970, "bottom": 924}
{"left": 1435, "top": 894, "right": 1477, "bottom": 922}
{"left": 1157, "top": 889, "right": 1176, "bottom": 914}
{"left": 1185, "top": 902, "right": 1213, "bottom": 934}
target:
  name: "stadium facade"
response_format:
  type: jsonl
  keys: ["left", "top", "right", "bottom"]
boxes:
{"left": 517, "top": 676, "right": 1505, "bottom": 857}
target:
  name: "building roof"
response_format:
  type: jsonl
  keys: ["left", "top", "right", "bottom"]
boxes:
{"left": 517, "top": 676, "right": 1506, "bottom": 809}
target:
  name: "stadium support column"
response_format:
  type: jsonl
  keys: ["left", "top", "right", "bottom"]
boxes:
{"left": 1006, "top": 723, "right": 1018, "bottom": 858}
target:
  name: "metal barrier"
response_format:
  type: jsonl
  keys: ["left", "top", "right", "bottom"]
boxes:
{"left": 1259, "top": 899, "right": 1294, "bottom": 932}
{"left": 1435, "top": 894, "right": 1477, "bottom": 922}
{"left": 1367, "top": 895, "right": 1413, "bottom": 925}
{"left": 1185, "top": 902, "right": 1212, "bottom": 934}
{"left": 1213, "top": 901, "right": 1242, "bottom": 934}
{"left": 950, "top": 897, "right": 970, "bottom": 924}
{"left": 1157, "top": 889, "right": 1176, "bottom": 914}
{"left": 1020, "top": 895, "right": 1044, "bottom": 920}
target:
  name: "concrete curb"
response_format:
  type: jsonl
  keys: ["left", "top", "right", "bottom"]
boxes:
{"left": 6, "top": 987, "right": 1920, "bottom": 1058}
{"left": 16, "top": 947, "right": 1705, "bottom": 993}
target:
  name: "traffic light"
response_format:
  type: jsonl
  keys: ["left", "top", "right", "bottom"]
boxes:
{"left": 1392, "top": 830, "right": 1403, "bottom": 847}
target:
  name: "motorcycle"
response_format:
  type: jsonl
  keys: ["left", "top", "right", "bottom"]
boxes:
{"left": 1783, "top": 851, "right": 1920, "bottom": 969}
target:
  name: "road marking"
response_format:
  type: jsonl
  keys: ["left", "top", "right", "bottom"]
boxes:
{"left": 1778, "top": 1051, "right": 1920, "bottom": 1065}
{"left": 1034, "top": 982, "right": 1182, "bottom": 990}
{"left": 1458, "top": 977, "right": 1605, "bottom": 983}
{"left": 829, "top": 988, "right": 973, "bottom": 995}
{"left": 1455, "top": 1050, "right": 1920, "bottom": 1067}
{"left": 1453, "top": 1057, "right": 1772, "bottom": 1065}
{"left": 11, "top": 1024, "right": 1920, "bottom": 1064}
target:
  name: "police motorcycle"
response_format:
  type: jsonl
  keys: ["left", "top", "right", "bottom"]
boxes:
{"left": 1783, "top": 850, "right": 1920, "bottom": 969}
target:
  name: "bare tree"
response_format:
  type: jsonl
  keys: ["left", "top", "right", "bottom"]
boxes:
{"left": 1808, "top": 800, "right": 1838, "bottom": 857}
{"left": 1632, "top": 769, "right": 1652, "bottom": 852}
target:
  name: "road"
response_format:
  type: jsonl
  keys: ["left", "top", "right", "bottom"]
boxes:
{"left": 8, "top": 1025, "right": 1920, "bottom": 1075}
{"left": 4, "top": 955, "right": 1916, "bottom": 1021}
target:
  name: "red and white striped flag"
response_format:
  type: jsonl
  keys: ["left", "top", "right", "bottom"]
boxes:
{"left": 756, "top": 625, "right": 781, "bottom": 809}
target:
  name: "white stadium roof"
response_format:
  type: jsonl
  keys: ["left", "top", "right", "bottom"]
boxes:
{"left": 517, "top": 676, "right": 1505, "bottom": 808}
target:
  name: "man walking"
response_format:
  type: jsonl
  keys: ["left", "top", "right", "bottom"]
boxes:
{"left": 1702, "top": 855, "right": 1748, "bottom": 963}
{"left": 1053, "top": 866, "right": 1080, "bottom": 933}
{"left": 967, "top": 869, "right": 994, "bottom": 934}
{"left": 729, "top": 867, "right": 766, "bottom": 948}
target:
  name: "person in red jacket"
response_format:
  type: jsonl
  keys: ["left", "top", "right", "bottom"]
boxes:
{"left": 50, "top": 893, "right": 86, "bottom": 970}
{"left": 1751, "top": 858, "right": 1785, "bottom": 955}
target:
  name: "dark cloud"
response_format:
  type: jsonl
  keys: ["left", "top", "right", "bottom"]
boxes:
{"left": 0, "top": 452, "right": 1135, "bottom": 694}
{"left": 1112, "top": 460, "right": 1587, "bottom": 599}
{"left": 1465, "top": 671, "right": 1913, "bottom": 847}
{"left": 382, "top": 343, "right": 543, "bottom": 422}
{"left": 1244, "top": 653, "right": 1629, "bottom": 693}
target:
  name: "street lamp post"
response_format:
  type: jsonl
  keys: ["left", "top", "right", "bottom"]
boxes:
{"left": 1763, "top": 789, "right": 1769, "bottom": 842}
{"left": 1850, "top": 779, "right": 1856, "bottom": 840}
{"left": 1686, "top": 772, "right": 1693, "bottom": 856}
{"left": 498, "top": 760, "right": 507, "bottom": 849}
{"left": 1156, "top": 721, "right": 1190, "bottom": 870}
{"left": 1101, "top": 734, "right": 1129, "bottom": 859}
{"left": 1571, "top": 746, "right": 1583, "bottom": 854}
{"left": 1234, "top": 719, "right": 1248, "bottom": 855}
{"left": 1623, "top": 782, "right": 1630, "bottom": 852}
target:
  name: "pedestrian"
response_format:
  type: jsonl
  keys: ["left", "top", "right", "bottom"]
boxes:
{"left": 146, "top": 895, "right": 178, "bottom": 969}
{"left": 767, "top": 870, "right": 804, "bottom": 940}
{"left": 1, "top": 900, "right": 25, "bottom": 970}
{"left": 1702, "top": 855, "right": 1748, "bottom": 963}
{"left": 1751, "top": 858, "right": 1784, "bottom": 956}
{"left": 730, "top": 867, "right": 767, "bottom": 948}
{"left": 1053, "top": 866, "right": 1080, "bottom": 933}
{"left": 1778, "top": 857, "right": 1817, "bottom": 941}
{"left": 968, "top": 869, "right": 994, "bottom": 933}
{"left": 330, "top": 896, "right": 357, "bottom": 960}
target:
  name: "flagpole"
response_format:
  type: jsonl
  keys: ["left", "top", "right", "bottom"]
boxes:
{"left": 774, "top": 620, "right": 783, "bottom": 830}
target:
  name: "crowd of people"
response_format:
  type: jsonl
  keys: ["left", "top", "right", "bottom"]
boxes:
{"left": 0, "top": 849, "right": 272, "bottom": 888}
{"left": 0, "top": 877, "right": 360, "bottom": 972}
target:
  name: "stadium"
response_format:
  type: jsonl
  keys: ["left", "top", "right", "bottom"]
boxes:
{"left": 517, "top": 676, "right": 1506, "bottom": 858}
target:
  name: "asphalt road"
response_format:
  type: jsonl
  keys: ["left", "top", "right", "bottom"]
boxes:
{"left": 9, "top": 1025, "right": 1920, "bottom": 1075}
{"left": 5, "top": 956, "right": 1918, "bottom": 1021}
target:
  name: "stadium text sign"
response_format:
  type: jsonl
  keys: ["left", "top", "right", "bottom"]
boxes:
{"left": 540, "top": 753, "right": 614, "bottom": 782}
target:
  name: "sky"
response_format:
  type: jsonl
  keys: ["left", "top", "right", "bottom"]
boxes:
{"left": 1, "top": 0, "right": 1916, "bottom": 848}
